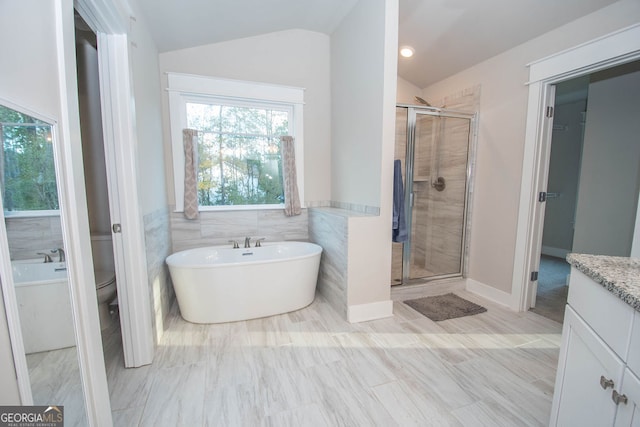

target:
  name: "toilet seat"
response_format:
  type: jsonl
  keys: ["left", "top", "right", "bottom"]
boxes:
{"left": 95, "top": 269, "right": 116, "bottom": 289}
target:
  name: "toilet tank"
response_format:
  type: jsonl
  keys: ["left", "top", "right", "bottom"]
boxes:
{"left": 90, "top": 233, "right": 115, "bottom": 273}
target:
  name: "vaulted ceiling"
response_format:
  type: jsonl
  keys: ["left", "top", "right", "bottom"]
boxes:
{"left": 135, "top": 0, "right": 620, "bottom": 88}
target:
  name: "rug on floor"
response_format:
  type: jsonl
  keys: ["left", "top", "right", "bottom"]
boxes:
{"left": 404, "top": 293, "right": 487, "bottom": 321}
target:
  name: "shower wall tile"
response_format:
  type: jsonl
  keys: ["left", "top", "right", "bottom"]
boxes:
{"left": 5, "top": 216, "right": 64, "bottom": 260}
{"left": 144, "top": 207, "right": 174, "bottom": 344}
{"left": 391, "top": 242, "right": 403, "bottom": 285}
{"left": 170, "top": 208, "right": 309, "bottom": 253}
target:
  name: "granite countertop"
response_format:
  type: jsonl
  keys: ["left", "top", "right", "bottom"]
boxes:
{"left": 566, "top": 253, "right": 640, "bottom": 312}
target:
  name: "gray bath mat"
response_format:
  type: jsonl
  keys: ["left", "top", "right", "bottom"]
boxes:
{"left": 404, "top": 293, "right": 487, "bottom": 321}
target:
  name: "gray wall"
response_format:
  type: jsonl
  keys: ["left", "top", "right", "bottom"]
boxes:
{"left": 573, "top": 67, "right": 640, "bottom": 255}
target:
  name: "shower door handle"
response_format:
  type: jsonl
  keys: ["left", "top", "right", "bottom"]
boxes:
{"left": 409, "top": 192, "right": 414, "bottom": 207}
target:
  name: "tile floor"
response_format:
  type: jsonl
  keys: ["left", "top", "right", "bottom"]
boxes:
{"left": 102, "top": 289, "right": 562, "bottom": 426}
{"left": 530, "top": 255, "right": 570, "bottom": 323}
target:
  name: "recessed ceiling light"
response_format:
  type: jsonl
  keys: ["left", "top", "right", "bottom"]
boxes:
{"left": 400, "top": 46, "right": 414, "bottom": 58}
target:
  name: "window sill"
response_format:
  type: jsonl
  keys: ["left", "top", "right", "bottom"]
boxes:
{"left": 4, "top": 210, "right": 60, "bottom": 218}
{"left": 174, "top": 204, "right": 294, "bottom": 213}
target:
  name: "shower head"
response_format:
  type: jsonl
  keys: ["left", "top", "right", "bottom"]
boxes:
{"left": 414, "top": 96, "right": 431, "bottom": 106}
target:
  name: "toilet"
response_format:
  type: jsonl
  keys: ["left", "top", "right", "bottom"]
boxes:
{"left": 90, "top": 234, "right": 117, "bottom": 330}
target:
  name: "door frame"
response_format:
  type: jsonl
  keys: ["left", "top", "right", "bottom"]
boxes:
{"left": 512, "top": 23, "right": 640, "bottom": 311}
{"left": 75, "top": 0, "right": 154, "bottom": 367}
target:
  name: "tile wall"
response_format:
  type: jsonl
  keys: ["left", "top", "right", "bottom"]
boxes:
{"left": 308, "top": 207, "right": 349, "bottom": 318}
{"left": 169, "top": 207, "right": 309, "bottom": 252}
{"left": 5, "top": 216, "right": 64, "bottom": 261}
{"left": 143, "top": 207, "right": 174, "bottom": 343}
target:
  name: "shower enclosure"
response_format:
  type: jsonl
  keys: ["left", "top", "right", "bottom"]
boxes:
{"left": 392, "top": 105, "right": 476, "bottom": 285}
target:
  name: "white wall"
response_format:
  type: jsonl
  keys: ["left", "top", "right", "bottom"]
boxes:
{"left": 331, "top": 0, "right": 388, "bottom": 209}
{"left": 573, "top": 68, "right": 640, "bottom": 256}
{"left": 128, "top": 3, "right": 168, "bottom": 216}
{"left": 158, "top": 29, "right": 332, "bottom": 205}
{"left": 421, "top": 0, "right": 640, "bottom": 293}
{"left": 330, "top": 0, "right": 397, "bottom": 307}
{"left": 397, "top": 76, "right": 421, "bottom": 104}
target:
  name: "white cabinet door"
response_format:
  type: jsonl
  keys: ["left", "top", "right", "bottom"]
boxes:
{"left": 551, "top": 307, "right": 626, "bottom": 426}
{"left": 615, "top": 368, "right": 640, "bottom": 426}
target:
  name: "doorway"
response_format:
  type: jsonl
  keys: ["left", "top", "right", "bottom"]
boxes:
{"left": 74, "top": 1, "right": 155, "bottom": 369}
{"left": 530, "top": 62, "right": 640, "bottom": 323}
{"left": 529, "top": 77, "right": 587, "bottom": 322}
{"left": 516, "top": 27, "right": 640, "bottom": 313}
{"left": 74, "top": 8, "right": 124, "bottom": 366}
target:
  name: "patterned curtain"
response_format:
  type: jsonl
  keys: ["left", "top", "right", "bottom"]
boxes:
{"left": 280, "top": 135, "right": 301, "bottom": 216}
{"left": 183, "top": 129, "right": 199, "bottom": 220}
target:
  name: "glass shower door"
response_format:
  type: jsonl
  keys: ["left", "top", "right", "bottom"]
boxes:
{"left": 404, "top": 110, "right": 472, "bottom": 281}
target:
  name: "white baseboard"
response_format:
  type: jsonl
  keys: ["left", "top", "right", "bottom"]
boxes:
{"left": 347, "top": 300, "right": 393, "bottom": 323}
{"left": 541, "top": 245, "right": 570, "bottom": 259}
{"left": 465, "top": 278, "right": 514, "bottom": 309}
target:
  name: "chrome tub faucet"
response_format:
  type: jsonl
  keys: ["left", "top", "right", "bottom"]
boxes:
{"left": 52, "top": 248, "right": 65, "bottom": 262}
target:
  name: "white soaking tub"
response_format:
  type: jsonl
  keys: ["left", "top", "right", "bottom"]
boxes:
{"left": 12, "top": 261, "right": 76, "bottom": 354}
{"left": 166, "top": 241, "right": 322, "bottom": 323}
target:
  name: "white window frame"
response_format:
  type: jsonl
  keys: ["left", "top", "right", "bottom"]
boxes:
{"left": 167, "top": 73, "right": 305, "bottom": 212}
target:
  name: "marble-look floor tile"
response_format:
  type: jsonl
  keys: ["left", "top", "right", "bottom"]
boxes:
{"left": 262, "top": 403, "right": 333, "bottom": 427}
{"left": 372, "top": 380, "right": 462, "bottom": 426}
{"left": 112, "top": 405, "right": 144, "bottom": 427}
{"left": 139, "top": 363, "right": 206, "bottom": 427}
{"left": 104, "top": 290, "right": 561, "bottom": 426}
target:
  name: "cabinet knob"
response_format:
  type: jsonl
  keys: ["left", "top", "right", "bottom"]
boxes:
{"left": 600, "top": 375, "right": 614, "bottom": 390}
{"left": 612, "top": 390, "right": 628, "bottom": 405}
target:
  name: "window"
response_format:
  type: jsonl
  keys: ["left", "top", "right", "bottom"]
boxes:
{"left": 168, "top": 73, "right": 304, "bottom": 211}
{"left": 0, "top": 104, "right": 59, "bottom": 215}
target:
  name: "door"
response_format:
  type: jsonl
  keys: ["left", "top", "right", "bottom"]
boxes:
{"left": 403, "top": 109, "right": 472, "bottom": 282}
{"left": 76, "top": 5, "right": 155, "bottom": 367}
{"left": 614, "top": 368, "right": 640, "bottom": 426}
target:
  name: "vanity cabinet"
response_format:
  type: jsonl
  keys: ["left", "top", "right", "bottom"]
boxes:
{"left": 550, "top": 268, "right": 638, "bottom": 426}
{"left": 614, "top": 368, "right": 640, "bottom": 426}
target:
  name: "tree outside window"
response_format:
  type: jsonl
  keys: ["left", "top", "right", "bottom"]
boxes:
{"left": 0, "top": 105, "right": 58, "bottom": 212}
{"left": 186, "top": 101, "right": 288, "bottom": 207}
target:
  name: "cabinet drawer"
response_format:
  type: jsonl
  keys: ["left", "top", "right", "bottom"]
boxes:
{"left": 628, "top": 313, "right": 640, "bottom": 375}
{"left": 568, "top": 268, "right": 634, "bottom": 358}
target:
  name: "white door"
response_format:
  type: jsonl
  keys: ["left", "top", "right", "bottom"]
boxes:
{"left": 526, "top": 85, "right": 556, "bottom": 308}
{"left": 615, "top": 368, "right": 640, "bottom": 426}
{"left": 75, "top": 2, "right": 155, "bottom": 368}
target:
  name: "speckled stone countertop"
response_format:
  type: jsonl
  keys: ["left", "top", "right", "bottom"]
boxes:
{"left": 566, "top": 253, "right": 640, "bottom": 312}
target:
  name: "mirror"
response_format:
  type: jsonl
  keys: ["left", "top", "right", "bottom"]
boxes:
{"left": 0, "top": 104, "right": 88, "bottom": 424}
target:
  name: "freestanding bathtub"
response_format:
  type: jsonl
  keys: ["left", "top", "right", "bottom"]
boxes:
{"left": 166, "top": 241, "right": 322, "bottom": 323}
{"left": 12, "top": 261, "right": 76, "bottom": 354}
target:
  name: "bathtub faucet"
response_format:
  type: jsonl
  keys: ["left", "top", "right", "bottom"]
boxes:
{"left": 51, "top": 248, "right": 65, "bottom": 262}
{"left": 244, "top": 237, "right": 251, "bottom": 248}
{"left": 255, "top": 238, "right": 266, "bottom": 247}
{"left": 37, "top": 252, "right": 53, "bottom": 263}
{"left": 228, "top": 240, "right": 240, "bottom": 249}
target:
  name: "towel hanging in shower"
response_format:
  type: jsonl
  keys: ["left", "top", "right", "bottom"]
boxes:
{"left": 392, "top": 159, "right": 408, "bottom": 242}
